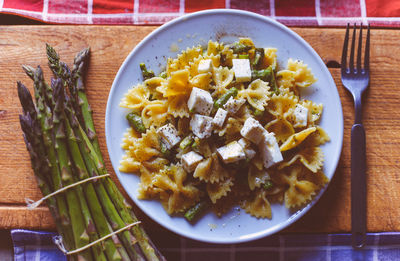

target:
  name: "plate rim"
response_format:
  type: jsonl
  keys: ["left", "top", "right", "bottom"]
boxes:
{"left": 105, "top": 8, "right": 344, "bottom": 244}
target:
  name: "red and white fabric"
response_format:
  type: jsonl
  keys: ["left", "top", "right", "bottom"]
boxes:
{"left": 1, "top": 0, "right": 400, "bottom": 27}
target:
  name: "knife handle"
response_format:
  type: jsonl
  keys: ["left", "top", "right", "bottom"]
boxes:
{"left": 351, "top": 123, "right": 367, "bottom": 248}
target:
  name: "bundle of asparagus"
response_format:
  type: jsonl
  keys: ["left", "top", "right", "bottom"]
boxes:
{"left": 18, "top": 45, "right": 166, "bottom": 261}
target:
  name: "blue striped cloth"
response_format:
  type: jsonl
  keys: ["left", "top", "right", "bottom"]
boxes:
{"left": 11, "top": 229, "right": 66, "bottom": 261}
{"left": 11, "top": 229, "right": 400, "bottom": 260}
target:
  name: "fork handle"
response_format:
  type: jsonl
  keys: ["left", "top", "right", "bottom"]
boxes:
{"left": 351, "top": 123, "right": 367, "bottom": 248}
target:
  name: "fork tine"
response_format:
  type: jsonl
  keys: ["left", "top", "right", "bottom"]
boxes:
{"left": 349, "top": 23, "right": 357, "bottom": 72}
{"left": 364, "top": 24, "right": 370, "bottom": 71}
{"left": 341, "top": 23, "right": 350, "bottom": 74}
{"left": 356, "top": 23, "right": 363, "bottom": 71}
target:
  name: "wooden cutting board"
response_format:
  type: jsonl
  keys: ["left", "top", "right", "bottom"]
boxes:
{"left": 0, "top": 26, "right": 399, "bottom": 234}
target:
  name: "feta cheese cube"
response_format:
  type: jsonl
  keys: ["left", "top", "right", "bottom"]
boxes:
{"left": 187, "top": 87, "right": 213, "bottom": 115}
{"left": 240, "top": 117, "right": 267, "bottom": 144}
{"left": 181, "top": 151, "right": 203, "bottom": 172}
{"left": 244, "top": 148, "right": 256, "bottom": 160}
{"left": 223, "top": 96, "right": 246, "bottom": 115}
{"left": 217, "top": 141, "right": 246, "bottom": 164}
{"left": 293, "top": 104, "right": 309, "bottom": 127}
{"left": 259, "top": 133, "right": 283, "bottom": 168}
{"left": 238, "top": 137, "right": 251, "bottom": 148}
{"left": 190, "top": 114, "right": 213, "bottom": 139}
{"left": 232, "top": 59, "right": 251, "bottom": 82}
{"left": 198, "top": 59, "right": 213, "bottom": 74}
{"left": 157, "top": 123, "right": 181, "bottom": 149}
{"left": 212, "top": 108, "right": 228, "bottom": 127}
{"left": 238, "top": 138, "right": 256, "bottom": 160}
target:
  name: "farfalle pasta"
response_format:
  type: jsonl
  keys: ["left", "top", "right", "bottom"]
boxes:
{"left": 119, "top": 38, "right": 329, "bottom": 221}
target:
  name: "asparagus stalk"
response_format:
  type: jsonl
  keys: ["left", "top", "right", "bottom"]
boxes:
{"left": 74, "top": 48, "right": 165, "bottom": 261}
{"left": 60, "top": 89, "right": 126, "bottom": 261}
{"left": 19, "top": 72, "right": 76, "bottom": 247}
{"left": 71, "top": 114, "right": 145, "bottom": 261}
{"left": 65, "top": 98, "right": 131, "bottom": 261}
{"left": 71, "top": 47, "right": 165, "bottom": 260}
{"left": 19, "top": 114, "right": 60, "bottom": 229}
{"left": 42, "top": 72, "right": 93, "bottom": 261}
{"left": 53, "top": 79, "right": 108, "bottom": 261}
{"left": 46, "top": 44, "right": 83, "bottom": 124}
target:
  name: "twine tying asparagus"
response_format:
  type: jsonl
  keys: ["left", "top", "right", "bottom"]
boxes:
{"left": 25, "top": 174, "right": 110, "bottom": 210}
{"left": 53, "top": 221, "right": 141, "bottom": 255}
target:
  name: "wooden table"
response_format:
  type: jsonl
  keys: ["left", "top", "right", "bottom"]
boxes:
{"left": 0, "top": 26, "right": 398, "bottom": 235}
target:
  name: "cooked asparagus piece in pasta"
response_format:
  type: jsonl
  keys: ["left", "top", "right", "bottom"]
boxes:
{"left": 126, "top": 112, "right": 146, "bottom": 133}
{"left": 214, "top": 87, "right": 238, "bottom": 109}
{"left": 140, "top": 63, "right": 155, "bottom": 80}
{"left": 184, "top": 201, "right": 209, "bottom": 222}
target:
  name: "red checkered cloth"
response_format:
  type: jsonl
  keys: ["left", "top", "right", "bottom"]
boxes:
{"left": 1, "top": 0, "right": 399, "bottom": 27}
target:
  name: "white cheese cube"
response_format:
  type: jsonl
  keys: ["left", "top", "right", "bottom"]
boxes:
{"left": 232, "top": 59, "right": 251, "bottom": 82}
{"left": 198, "top": 59, "right": 213, "bottom": 73}
{"left": 240, "top": 117, "right": 267, "bottom": 144}
{"left": 223, "top": 96, "right": 246, "bottom": 115}
{"left": 293, "top": 104, "right": 309, "bottom": 127}
{"left": 238, "top": 138, "right": 256, "bottom": 160}
{"left": 187, "top": 87, "right": 213, "bottom": 115}
{"left": 157, "top": 123, "right": 181, "bottom": 149}
{"left": 181, "top": 151, "right": 203, "bottom": 172}
{"left": 190, "top": 114, "right": 213, "bottom": 139}
{"left": 212, "top": 108, "right": 228, "bottom": 127}
{"left": 244, "top": 148, "right": 256, "bottom": 160}
{"left": 238, "top": 137, "right": 251, "bottom": 148}
{"left": 217, "top": 141, "right": 246, "bottom": 164}
{"left": 259, "top": 133, "right": 283, "bottom": 168}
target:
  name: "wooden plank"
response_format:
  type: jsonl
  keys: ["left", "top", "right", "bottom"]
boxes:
{"left": 0, "top": 26, "right": 399, "bottom": 234}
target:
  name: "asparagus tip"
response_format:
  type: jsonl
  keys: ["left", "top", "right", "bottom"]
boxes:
{"left": 22, "top": 65, "right": 35, "bottom": 80}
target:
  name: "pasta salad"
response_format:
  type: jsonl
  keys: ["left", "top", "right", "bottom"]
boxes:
{"left": 119, "top": 38, "right": 330, "bottom": 221}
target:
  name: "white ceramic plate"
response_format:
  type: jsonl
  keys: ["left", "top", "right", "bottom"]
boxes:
{"left": 105, "top": 9, "right": 343, "bottom": 244}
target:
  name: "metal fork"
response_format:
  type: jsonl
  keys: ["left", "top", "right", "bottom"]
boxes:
{"left": 341, "top": 23, "right": 370, "bottom": 249}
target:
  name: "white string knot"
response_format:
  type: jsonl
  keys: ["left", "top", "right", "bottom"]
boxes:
{"left": 25, "top": 174, "right": 110, "bottom": 210}
{"left": 53, "top": 221, "right": 142, "bottom": 255}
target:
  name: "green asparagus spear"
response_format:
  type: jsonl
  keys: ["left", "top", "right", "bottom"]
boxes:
{"left": 17, "top": 81, "right": 76, "bottom": 258}
{"left": 64, "top": 95, "right": 130, "bottom": 261}
{"left": 214, "top": 87, "right": 238, "bottom": 109}
{"left": 21, "top": 68, "right": 78, "bottom": 245}
{"left": 51, "top": 78, "right": 94, "bottom": 261}
{"left": 179, "top": 135, "right": 194, "bottom": 150}
{"left": 126, "top": 112, "right": 146, "bottom": 133}
{"left": 51, "top": 80, "right": 108, "bottom": 261}
{"left": 19, "top": 115, "right": 64, "bottom": 239}
{"left": 139, "top": 63, "right": 155, "bottom": 80}
{"left": 76, "top": 123, "right": 146, "bottom": 261}
{"left": 252, "top": 48, "right": 264, "bottom": 69}
{"left": 263, "top": 180, "right": 274, "bottom": 190}
{"left": 230, "top": 42, "right": 252, "bottom": 54}
{"left": 184, "top": 201, "right": 209, "bottom": 222}
{"left": 252, "top": 66, "right": 279, "bottom": 94}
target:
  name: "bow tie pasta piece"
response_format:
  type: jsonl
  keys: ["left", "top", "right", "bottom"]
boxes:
{"left": 278, "top": 146, "right": 324, "bottom": 173}
{"left": 167, "top": 46, "right": 203, "bottom": 74}
{"left": 238, "top": 79, "right": 271, "bottom": 111}
{"left": 206, "top": 177, "right": 234, "bottom": 204}
{"left": 241, "top": 189, "right": 272, "bottom": 219}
